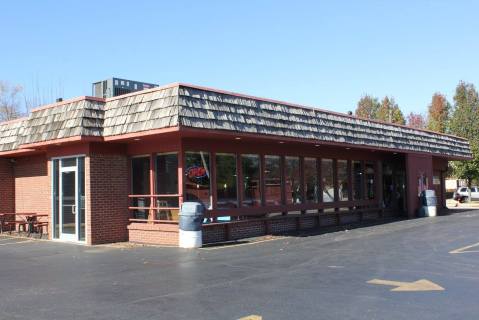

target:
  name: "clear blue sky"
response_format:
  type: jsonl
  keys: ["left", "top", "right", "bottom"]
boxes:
{"left": 1, "top": 0, "right": 478, "bottom": 115}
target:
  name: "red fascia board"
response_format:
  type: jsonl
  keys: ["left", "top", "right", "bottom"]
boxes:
{"left": 0, "top": 148, "right": 38, "bottom": 157}
{"left": 18, "top": 136, "right": 103, "bottom": 149}
{"left": 103, "top": 126, "right": 180, "bottom": 141}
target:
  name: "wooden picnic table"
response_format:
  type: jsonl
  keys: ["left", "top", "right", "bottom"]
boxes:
{"left": 0, "top": 213, "right": 48, "bottom": 234}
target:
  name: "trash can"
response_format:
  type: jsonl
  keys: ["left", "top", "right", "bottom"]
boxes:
{"left": 420, "top": 190, "right": 437, "bottom": 217}
{"left": 179, "top": 202, "right": 204, "bottom": 248}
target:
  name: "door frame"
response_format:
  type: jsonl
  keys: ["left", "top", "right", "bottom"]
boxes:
{"left": 51, "top": 155, "right": 86, "bottom": 243}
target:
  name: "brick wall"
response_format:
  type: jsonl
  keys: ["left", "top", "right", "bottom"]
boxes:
{"left": 128, "top": 223, "right": 179, "bottom": 246}
{"left": 14, "top": 155, "right": 50, "bottom": 218}
{"left": 87, "top": 153, "right": 129, "bottom": 244}
{"left": 0, "top": 158, "right": 15, "bottom": 214}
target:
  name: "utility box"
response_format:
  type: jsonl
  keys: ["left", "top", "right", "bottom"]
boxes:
{"left": 179, "top": 202, "right": 204, "bottom": 248}
{"left": 420, "top": 190, "right": 437, "bottom": 217}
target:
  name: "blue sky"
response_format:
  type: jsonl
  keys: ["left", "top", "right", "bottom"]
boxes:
{"left": 1, "top": 0, "right": 478, "bottom": 115}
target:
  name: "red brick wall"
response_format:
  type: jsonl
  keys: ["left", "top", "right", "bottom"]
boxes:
{"left": 87, "top": 153, "right": 129, "bottom": 244}
{"left": 14, "top": 155, "right": 50, "bottom": 218}
{"left": 128, "top": 223, "right": 179, "bottom": 246}
{"left": 405, "top": 154, "right": 433, "bottom": 218}
{"left": 0, "top": 158, "right": 15, "bottom": 213}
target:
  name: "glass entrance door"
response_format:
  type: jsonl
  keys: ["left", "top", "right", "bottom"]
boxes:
{"left": 52, "top": 156, "right": 85, "bottom": 242}
{"left": 61, "top": 169, "right": 77, "bottom": 240}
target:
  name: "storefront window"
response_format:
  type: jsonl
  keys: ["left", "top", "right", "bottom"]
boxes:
{"left": 322, "top": 159, "right": 334, "bottom": 202}
{"left": 156, "top": 153, "right": 179, "bottom": 219}
{"left": 304, "top": 157, "right": 319, "bottom": 203}
{"left": 131, "top": 157, "right": 150, "bottom": 219}
{"left": 264, "top": 155, "right": 282, "bottom": 206}
{"left": 338, "top": 160, "right": 349, "bottom": 201}
{"left": 365, "top": 162, "right": 375, "bottom": 200}
{"left": 353, "top": 160, "right": 364, "bottom": 200}
{"left": 285, "top": 156, "right": 302, "bottom": 204}
{"left": 216, "top": 153, "right": 238, "bottom": 209}
{"left": 185, "top": 151, "right": 211, "bottom": 209}
{"left": 242, "top": 154, "right": 261, "bottom": 207}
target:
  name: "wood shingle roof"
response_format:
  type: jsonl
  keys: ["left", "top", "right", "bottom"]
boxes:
{"left": 0, "top": 83, "right": 472, "bottom": 159}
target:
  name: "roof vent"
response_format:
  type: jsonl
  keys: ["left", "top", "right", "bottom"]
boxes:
{"left": 56, "top": 98, "right": 63, "bottom": 102}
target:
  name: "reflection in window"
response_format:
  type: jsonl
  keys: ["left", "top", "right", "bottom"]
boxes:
{"left": 365, "top": 162, "right": 375, "bottom": 200}
{"left": 353, "top": 161, "right": 364, "bottom": 200}
{"left": 216, "top": 153, "right": 238, "bottom": 209}
{"left": 338, "top": 160, "right": 349, "bottom": 201}
{"left": 285, "top": 156, "right": 302, "bottom": 204}
{"left": 185, "top": 151, "right": 211, "bottom": 209}
{"left": 304, "top": 157, "right": 319, "bottom": 203}
{"left": 156, "top": 153, "right": 179, "bottom": 220}
{"left": 131, "top": 157, "right": 150, "bottom": 219}
{"left": 264, "top": 155, "right": 282, "bottom": 206}
{"left": 242, "top": 154, "right": 261, "bottom": 207}
{"left": 322, "top": 159, "right": 334, "bottom": 202}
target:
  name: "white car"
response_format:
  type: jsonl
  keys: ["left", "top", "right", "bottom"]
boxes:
{"left": 454, "top": 186, "right": 479, "bottom": 202}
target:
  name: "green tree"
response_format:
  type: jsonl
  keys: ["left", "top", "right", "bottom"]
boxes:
{"left": 376, "top": 96, "right": 405, "bottom": 125}
{"left": 449, "top": 81, "right": 479, "bottom": 188}
{"left": 355, "top": 95, "right": 380, "bottom": 119}
{"left": 426, "top": 93, "right": 450, "bottom": 133}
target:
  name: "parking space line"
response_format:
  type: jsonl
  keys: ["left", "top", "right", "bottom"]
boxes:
{"left": 0, "top": 237, "right": 17, "bottom": 242}
{"left": 200, "top": 237, "right": 287, "bottom": 251}
{"left": 0, "top": 240, "right": 34, "bottom": 246}
{"left": 450, "top": 241, "right": 479, "bottom": 254}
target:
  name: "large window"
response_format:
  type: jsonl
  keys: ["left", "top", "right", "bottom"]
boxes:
{"left": 216, "top": 153, "right": 238, "bottom": 209}
{"left": 338, "top": 160, "right": 349, "bottom": 201}
{"left": 353, "top": 161, "right": 364, "bottom": 200}
{"left": 131, "top": 157, "right": 150, "bottom": 219}
{"left": 365, "top": 162, "right": 375, "bottom": 200}
{"left": 242, "top": 154, "right": 261, "bottom": 207}
{"left": 156, "top": 153, "right": 179, "bottom": 219}
{"left": 285, "top": 156, "right": 302, "bottom": 204}
{"left": 264, "top": 155, "right": 282, "bottom": 206}
{"left": 322, "top": 159, "right": 334, "bottom": 202}
{"left": 304, "top": 157, "right": 319, "bottom": 203}
{"left": 185, "top": 151, "right": 211, "bottom": 209}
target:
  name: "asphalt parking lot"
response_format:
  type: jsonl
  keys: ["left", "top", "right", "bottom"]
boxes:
{"left": 1, "top": 209, "right": 479, "bottom": 320}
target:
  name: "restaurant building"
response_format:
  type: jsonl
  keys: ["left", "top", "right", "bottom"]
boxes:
{"left": 0, "top": 83, "right": 472, "bottom": 245}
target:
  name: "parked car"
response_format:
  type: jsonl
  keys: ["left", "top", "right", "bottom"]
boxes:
{"left": 454, "top": 186, "right": 479, "bottom": 202}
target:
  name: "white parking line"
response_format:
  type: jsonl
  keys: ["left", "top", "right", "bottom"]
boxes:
{"left": 450, "top": 241, "right": 479, "bottom": 254}
{"left": 0, "top": 240, "right": 34, "bottom": 246}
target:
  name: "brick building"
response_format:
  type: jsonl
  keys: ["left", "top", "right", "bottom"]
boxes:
{"left": 0, "top": 83, "right": 472, "bottom": 245}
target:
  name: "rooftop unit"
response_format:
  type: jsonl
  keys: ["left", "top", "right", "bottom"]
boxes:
{"left": 92, "top": 77, "right": 158, "bottom": 98}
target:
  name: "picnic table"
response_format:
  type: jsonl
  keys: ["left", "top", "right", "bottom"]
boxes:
{"left": 0, "top": 213, "right": 48, "bottom": 235}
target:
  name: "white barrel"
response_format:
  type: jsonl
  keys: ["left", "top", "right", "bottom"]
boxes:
{"left": 179, "top": 230, "right": 203, "bottom": 248}
{"left": 425, "top": 206, "right": 437, "bottom": 217}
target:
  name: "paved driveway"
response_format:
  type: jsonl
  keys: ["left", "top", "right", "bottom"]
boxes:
{"left": 1, "top": 209, "right": 479, "bottom": 320}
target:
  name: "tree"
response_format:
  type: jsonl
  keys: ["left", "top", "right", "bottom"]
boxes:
{"left": 0, "top": 81, "right": 24, "bottom": 122}
{"left": 355, "top": 95, "right": 380, "bottom": 119}
{"left": 376, "top": 96, "right": 405, "bottom": 125}
{"left": 449, "top": 81, "right": 479, "bottom": 189}
{"left": 426, "top": 93, "right": 450, "bottom": 133}
{"left": 406, "top": 112, "right": 426, "bottom": 129}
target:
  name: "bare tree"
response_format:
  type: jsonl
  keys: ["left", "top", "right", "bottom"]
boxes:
{"left": 0, "top": 81, "right": 25, "bottom": 122}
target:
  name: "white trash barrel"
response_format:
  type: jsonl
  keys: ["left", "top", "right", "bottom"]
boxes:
{"left": 421, "top": 190, "right": 437, "bottom": 217}
{"left": 179, "top": 202, "right": 204, "bottom": 248}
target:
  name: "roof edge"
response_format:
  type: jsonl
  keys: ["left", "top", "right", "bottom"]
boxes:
{"left": 177, "top": 82, "right": 469, "bottom": 142}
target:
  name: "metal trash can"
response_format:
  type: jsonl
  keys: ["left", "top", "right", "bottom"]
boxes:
{"left": 179, "top": 202, "right": 204, "bottom": 248}
{"left": 420, "top": 190, "right": 437, "bottom": 217}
